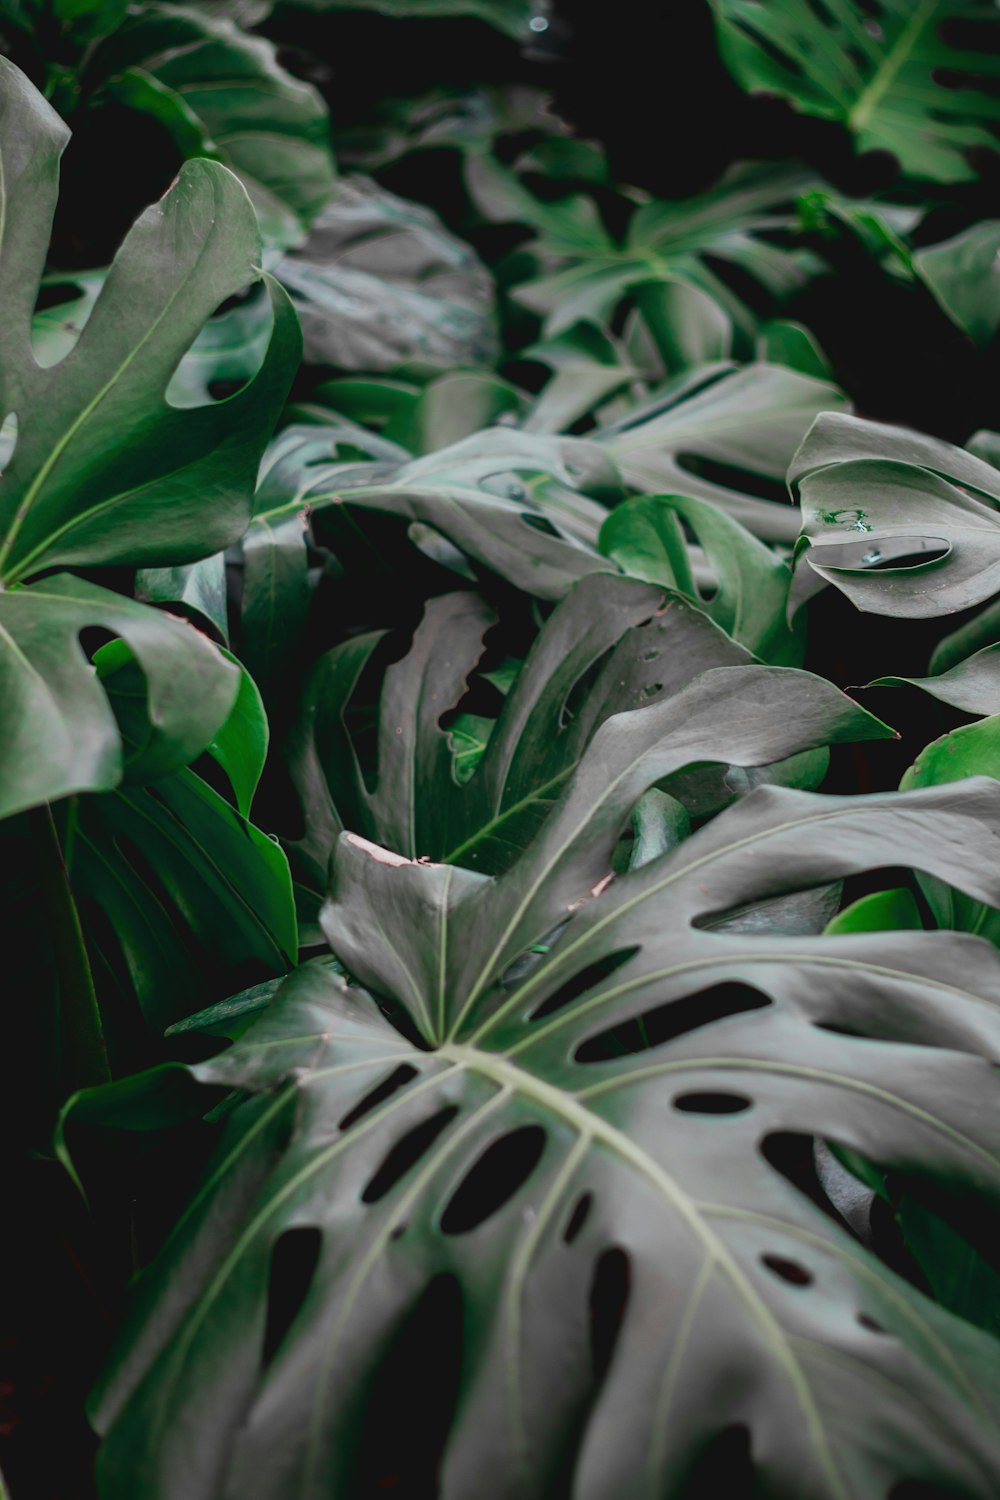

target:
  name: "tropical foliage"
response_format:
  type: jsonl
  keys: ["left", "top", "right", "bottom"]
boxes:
{"left": 4, "top": 2, "right": 1000, "bottom": 1497}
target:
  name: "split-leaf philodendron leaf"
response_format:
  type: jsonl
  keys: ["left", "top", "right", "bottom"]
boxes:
{"left": 710, "top": 0, "right": 1000, "bottom": 183}
{"left": 74, "top": 758, "right": 1000, "bottom": 1498}
{"left": 0, "top": 57, "right": 298, "bottom": 817}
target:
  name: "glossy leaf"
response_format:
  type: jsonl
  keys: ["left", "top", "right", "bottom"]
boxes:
{"left": 598, "top": 492, "right": 804, "bottom": 664}
{"left": 82, "top": 768, "right": 1000, "bottom": 1498}
{"left": 901, "top": 716, "right": 1000, "bottom": 950}
{"left": 0, "top": 58, "right": 299, "bottom": 584}
{"left": 0, "top": 575, "right": 239, "bottom": 820}
{"left": 793, "top": 412, "right": 1000, "bottom": 616}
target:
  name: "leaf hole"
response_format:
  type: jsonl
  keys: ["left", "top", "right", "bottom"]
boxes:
{"left": 261, "top": 1227, "right": 322, "bottom": 1369}
{"left": 858, "top": 1312, "right": 887, "bottom": 1335}
{"left": 563, "top": 1192, "right": 593, "bottom": 1245}
{"left": 760, "top": 1252, "right": 813, "bottom": 1286}
{"left": 349, "top": 1274, "right": 463, "bottom": 1500}
{"left": 673, "top": 1091, "right": 753, "bottom": 1116}
{"left": 574, "top": 982, "right": 770, "bottom": 1063}
{"left": 530, "top": 948, "right": 639, "bottom": 1022}
{"left": 439, "top": 1125, "right": 547, "bottom": 1235}
{"left": 339, "top": 1064, "right": 419, "bottom": 1131}
{"left": 680, "top": 1425, "right": 754, "bottom": 1497}
{"left": 362, "top": 1105, "right": 458, "bottom": 1204}
{"left": 588, "top": 1247, "right": 630, "bottom": 1384}
{"left": 676, "top": 451, "right": 788, "bottom": 505}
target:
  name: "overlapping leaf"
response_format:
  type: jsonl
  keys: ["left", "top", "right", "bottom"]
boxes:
{"left": 275, "top": 175, "right": 498, "bottom": 371}
{"left": 77, "top": 686, "right": 1000, "bottom": 1498}
{"left": 710, "top": 0, "right": 1000, "bottom": 182}
{"left": 88, "top": 2, "right": 334, "bottom": 248}
{"left": 601, "top": 362, "right": 848, "bottom": 542}
{"left": 0, "top": 59, "right": 298, "bottom": 817}
{"left": 284, "top": 574, "right": 847, "bottom": 913}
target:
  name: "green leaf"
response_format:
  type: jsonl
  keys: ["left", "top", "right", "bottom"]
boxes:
{"left": 274, "top": 175, "right": 498, "bottom": 371}
{"left": 284, "top": 575, "right": 880, "bottom": 896}
{"left": 475, "top": 160, "right": 819, "bottom": 357}
{"left": 710, "top": 0, "right": 1000, "bottom": 183}
{"left": 0, "top": 576, "right": 240, "bottom": 820}
{"left": 0, "top": 59, "right": 300, "bottom": 585}
{"left": 825, "top": 887, "right": 923, "bottom": 935}
{"left": 71, "top": 759, "right": 297, "bottom": 1041}
{"left": 913, "top": 222, "right": 1000, "bottom": 346}
{"left": 599, "top": 492, "right": 805, "bottom": 664}
{"left": 521, "top": 323, "right": 638, "bottom": 434}
{"left": 792, "top": 412, "right": 1000, "bottom": 616}
{"left": 89, "top": 2, "right": 335, "bottom": 248}
{"left": 901, "top": 717, "right": 1000, "bottom": 950}
{"left": 279, "top": 424, "right": 614, "bottom": 598}
{"left": 83, "top": 771, "right": 1000, "bottom": 1497}
{"left": 600, "top": 362, "right": 849, "bottom": 542}
{"left": 872, "top": 644, "right": 1000, "bottom": 717}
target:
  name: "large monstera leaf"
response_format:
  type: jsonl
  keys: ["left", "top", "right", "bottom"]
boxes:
{"left": 79, "top": 712, "right": 1000, "bottom": 1498}
{"left": 468, "top": 158, "right": 819, "bottom": 359}
{"left": 284, "top": 575, "right": 859, "bottom": 913}
{"left": 710, "top": 0, "right": 1000, "bottom": 184}
{"left": 86, "top": 2, "right": 335, "bottom": 248}
{"left": 0, "top": 60, "right": 298, "bottom": 817}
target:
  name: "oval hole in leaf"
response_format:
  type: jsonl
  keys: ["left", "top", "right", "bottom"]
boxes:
{"left": 261, "top": 1227, "right": 322, "bottom": 1369}
{"left": 588, "top": 1246, "right": 630, "bottom": 1384}
{"left": 673, "top": 1092, "right": 753, "bottom": 1116}
{"left": 361, "top": 1105, "right": 458, "bottom": 1204}
{"left": 520, "top": 512, "right": 562, "bottom": 539}
{"left": 858, "top": 1313, "right": 888, "bottom": 1335}
{"left": 339, "top": 1063, "right": 419, "bottom": 1131}
{"left": 676, "top": 450, "right": 788, "bottom": 505}
{"left": 439, "top": 1125, "right": 547, "bottom": 1235}
{"left": 760, "top": 1252, "right": 814, "bottom": 1286}
{"left": 563, "top": 1191, "right": 593, "bottom": 1245}
{"left": 680, "top": 1424, "right": 754, "bottom": 1498}
{"left": 530, "top": 948, "right": 639, "bottom": 1022}
{"left": 349, "top": 1273, "right": 463, "bottom": 1500}
{"left": 812, "top": 536, "right": 948, "bottom": 571}
{"left": 574, "top": 982, "right": 770, "bottom": 1063}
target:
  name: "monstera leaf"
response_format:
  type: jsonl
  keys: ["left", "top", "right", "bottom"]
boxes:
{"left": 275, "top": 175, "right": 498, "bottom": 371}
{"left": 792, "top": 413, "right": 1000, "bottom": 615}
{"left": 710, "top": 0, "right": 1000, "bottom": 183}
{"left": 600, "top": 362, "right": 848, "bottom": 542}
{"left": 472, "top": 160, "right": 819, "bottom": 358}
{"left": 76, "top": 706, "right": 1000, "bottom": 1498}
{"left": 87, "top": 2, "right": 335, "bottom": 248}
{"left": 284, "top": 575, "right": 861, "bottom": 914}
{"left": 0, "top": 60, "right": 298, "bottom": 818}
{"left": 263, "top": 424, "right": 613, "bottom": 599}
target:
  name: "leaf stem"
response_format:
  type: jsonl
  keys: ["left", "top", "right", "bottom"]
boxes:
{"left": 32, "top": 801, "right": 110, "bottom": 1090}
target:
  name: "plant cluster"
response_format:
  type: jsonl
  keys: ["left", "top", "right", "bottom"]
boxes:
{"left": 5, "top": 1, "right": 1000, "bottom": 1496}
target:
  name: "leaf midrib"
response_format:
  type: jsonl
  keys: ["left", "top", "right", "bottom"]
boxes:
{"left": 0, "top": 176, "right": 222, "bottom": 583}
{"left": 438, "top": 1042, "right": 849, "bottom": 1499}
{"left": 847, "top": 0, "right": 940, "bottom": 135}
